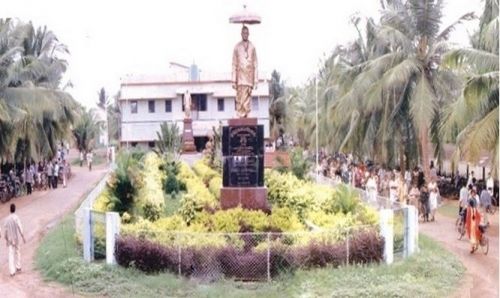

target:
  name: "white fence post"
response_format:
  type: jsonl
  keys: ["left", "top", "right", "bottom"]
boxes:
{"left": 379, "top": 209, "right": 394, "bottom": 264}
{"left": 403, "top": 205, "right": 418, "bottom": 257}
{"left": 106, "top": 212, "right": 120, "bottom": 265}
{"left": 83, "top": 208, "right": 93, "bottom": 262}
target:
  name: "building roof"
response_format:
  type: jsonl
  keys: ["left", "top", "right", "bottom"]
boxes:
{"left": 119, "top": 72, "right": 270, "bottom": 100}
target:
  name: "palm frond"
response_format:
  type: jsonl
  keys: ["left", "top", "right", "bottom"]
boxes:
{"left": 443, "top": 48, "right": 499, "bottom": 73}
{"left": 457, "top": 106, "right": 499, "bottom": 162}
{"left": 437, "top": 12, "right": 476, "bottom": 42}
{"left": 410, "top": 74, "right": 438, "bottom": 133}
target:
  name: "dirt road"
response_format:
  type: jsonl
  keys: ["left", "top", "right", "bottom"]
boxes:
{"left": 0, "top": 163, "right": 107, "bottom": 298}
{"left": 419, "top": 204, "right": 499, "bottom": 298}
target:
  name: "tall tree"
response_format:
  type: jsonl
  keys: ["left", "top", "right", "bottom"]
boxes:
{"left": 97, "top": 87, "right": 108, "bottom": 110}
{"left": 441, "top": 0, "right": 499, "bottom": 177}
{"left": 72, "top": 108, "right": 102, "bottom": 153}
{"left": 327, "top": 0, "right": 473, "bottom": 179}
{"left": 0, "top": 19, "right": 77, "bottom": 162}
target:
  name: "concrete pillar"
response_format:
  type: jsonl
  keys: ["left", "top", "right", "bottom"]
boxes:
{"left": 106, "top": 212, "right": 121, "bottom": 265}
{"left": 379, "top": 209, "right": 394, "bottom": 264}
{"left": 403, "top": 205, "right": 418, "bottom": 258}
{"left": 83, "top": 208, "right": 93, "bottom": 262}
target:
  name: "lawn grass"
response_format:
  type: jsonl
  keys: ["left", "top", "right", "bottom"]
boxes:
{"left": 164, "top": 193, "right": 182, "bottom": 216}
{"left": 36, "top": 215, "right": 465, "bottom": 298}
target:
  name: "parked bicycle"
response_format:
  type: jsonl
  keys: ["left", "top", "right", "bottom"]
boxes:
{"left": 455, "top": 209, "right": 466, "bottom": 240}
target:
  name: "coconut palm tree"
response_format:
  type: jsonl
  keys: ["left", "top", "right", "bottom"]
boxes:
{"left": 72, "top": 108, "right": 103, "bottom": 154}
{"left": 327, "top": 0, "right": 474, "bottom": 179}
{"left": 0, "top": 19, "right": 77, "bottom": 162}
{"left": 441, "top": 0, "right": 499, "bottom": 177}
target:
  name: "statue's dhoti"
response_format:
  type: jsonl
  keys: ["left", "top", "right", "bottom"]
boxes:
{"left": 236, "top": 85, "right": 252, "bottom": 118}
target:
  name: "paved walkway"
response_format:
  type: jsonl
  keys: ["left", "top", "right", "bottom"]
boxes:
{"left": 0, "top": 162, "right": 108, "bottom": 298}
{"left": 419, "top": 202, "right": 499, "bottom": 298}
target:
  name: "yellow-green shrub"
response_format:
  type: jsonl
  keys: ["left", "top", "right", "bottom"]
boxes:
{"left": 93, "top": 188, "right": 112, "bottom": 212}
{"left": 192, "top": 207, "right": 269, "bottom": 233}
{"left": 269, "top": 207, "right": 304, "bottom": 231}
{"left": 208, "top": 176, "right": 222, "bottom": 199}
{"left": 192, "top": 160, "right": 220, "bottom": 185}
{"left": 134, "top": 153, "right": 165, "bottom": 219}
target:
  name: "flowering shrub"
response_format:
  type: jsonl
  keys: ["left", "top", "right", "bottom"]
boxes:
{"left": 115, "top": 229, "right": 383, "bottom": 278}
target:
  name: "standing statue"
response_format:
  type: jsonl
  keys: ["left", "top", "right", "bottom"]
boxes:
{"left": 232, "top": 25, "right": 258, "bottom": 118}
{"left": 184, "top": 90, "right": 192, "bottom": 119}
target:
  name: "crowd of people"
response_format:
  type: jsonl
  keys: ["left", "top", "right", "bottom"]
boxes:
{"left": 313, "top": 150, "right": 497, "bottom": 223}
{"left": 313, "top": 150, "right": 496, "bottom": 254}
{"left": 0, "top": 144, "right": 72, "bottom": 201}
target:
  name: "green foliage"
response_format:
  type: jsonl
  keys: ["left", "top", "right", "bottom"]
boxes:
{"left": 194, "top": 207, "right": 269, "bottom": 233}
{"left": 193, "top": 160, "right": 220, "bottom": 185}
{"left": 106, "top": 150, "right": 141, "bottom": 215}
{"left": 268, "top": 207, "right": 304, "bottom": 231}
{"left": 164, "top": 173, "right": 180, "bottom": 194}
{"left": 143, "top": 202, "right": 162, "bottom": 222}
{"left": 289, "top": 147, "right": 312, "bottom": 180}
{"left": 134, "top": 153, "right": 165, "bottom": 218}
{"left": 266, "top": 170, "right": 334, "bottom": 220}
{"left": 208, "top": 176, "right": 222, "bottom": 199}
{"left": 154, "top": 121, "right": 182, "bottom": 156}
{"left": 323, "top": 184, "right": 360, "bottom": 214}
{"left": 72, "top": 108, "right": 103, "bottom": 153}
{"left": 176, "top": 162, "right": 218, "bottom": 224}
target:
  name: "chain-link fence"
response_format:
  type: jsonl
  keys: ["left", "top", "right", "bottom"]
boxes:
{"left": 115, "top": 225, "right": 383, "bottom": 281}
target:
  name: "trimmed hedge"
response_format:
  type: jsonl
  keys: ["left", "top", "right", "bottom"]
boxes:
{"left": 115, "top": 230, "right": 383, "bottom": 280}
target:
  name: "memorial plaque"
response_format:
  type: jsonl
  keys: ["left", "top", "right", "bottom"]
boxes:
{"left": 223, "top": 155, "right": 264, "bottom": 187}
{"left": 222, "top": 125, "right": 264, "bottom": 156}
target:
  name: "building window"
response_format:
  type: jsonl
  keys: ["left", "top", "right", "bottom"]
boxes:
{"left": 148, "top": 141, "right": 155, "bottom": 148}
{"left": 148, "top": 100, "right": 155, "bottom": 113}
{"left": 197, "top": 94, "right": 207, "bottom": 111}
{"left": 165, "top": 99, "right": 172, "bottom": 112}
{"left": 217, "top": 98, "right": 224, "bottom": 111}
{"left": 252, "top": 97, "right": 259, "bottom": 111}
{"left": 130, "top": 100, "right": 138, "bottom": 114}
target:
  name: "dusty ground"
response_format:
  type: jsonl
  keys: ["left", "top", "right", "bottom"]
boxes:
{"left": 419, "top": 200, "right": 499, "bottom": 298}
{"left": 0, "top": 159, "right": 107, "bottom": 298}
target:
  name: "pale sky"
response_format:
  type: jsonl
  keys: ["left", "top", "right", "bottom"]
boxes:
{"left": 5, "top": 0, "right": 482, "bottom": 108}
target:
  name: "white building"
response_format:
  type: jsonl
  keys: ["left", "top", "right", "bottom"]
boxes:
{"left": 119, "top": 66, "right": 270, "bottom": 150}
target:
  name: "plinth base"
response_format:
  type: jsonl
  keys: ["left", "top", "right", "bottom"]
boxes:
{"left": 182, "top": 118, "right": 196, "bottom": 153}
{"left": 220, "top": 187, "right": 270, "bottom": 213}
{"left": 182, "top": 141, "right": 196, "bottom": 153}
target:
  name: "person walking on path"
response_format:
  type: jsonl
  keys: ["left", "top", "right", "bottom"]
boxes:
{"left": 3, "top": 203, "right": 26, "bottom": 276}
{"left": 86, "top": 151, "right": 93, "bottom": 171}
{"left": 465, "top": 198, "right": 482, "bottom": 253}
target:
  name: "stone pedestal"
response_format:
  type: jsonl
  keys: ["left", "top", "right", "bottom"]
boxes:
{"left": 221, "top": 118, "right": 269, "bottom": 212}
{"left": 182, "top": 118, "right": 196, "bottom": 153}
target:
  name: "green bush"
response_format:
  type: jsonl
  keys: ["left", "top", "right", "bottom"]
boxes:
{"left": 143, "top": 202, "right": 162, "bottom": 222}
{"left": 164, "top": 173, "right": 180, "bottom": 194}
{"left": 106, "top": 151, "right": 141, "bottom": 215}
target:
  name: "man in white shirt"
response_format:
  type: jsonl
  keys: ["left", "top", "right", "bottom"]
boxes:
{"left": 3, "top": 204, "right": 26, "bottom": 276}
{"left": 459, "top": 183, "right": 469, "bottom": 215}
{"left": 486, "top": 172, "right": 494, "bottom": 195}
